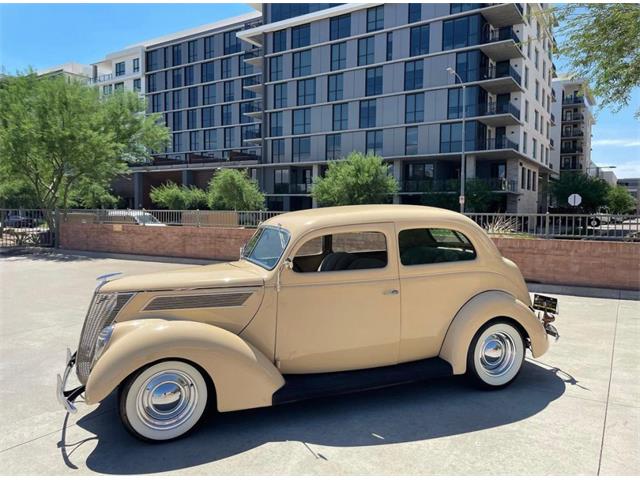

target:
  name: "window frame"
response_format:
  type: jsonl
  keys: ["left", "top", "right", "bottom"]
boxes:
{"left": 397, "top": 227, "right": 477, "bottom": 267}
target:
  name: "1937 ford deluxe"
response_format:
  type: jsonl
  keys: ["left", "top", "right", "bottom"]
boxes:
{"left": 57, "top": 205, "right": 559, "bottom": 441}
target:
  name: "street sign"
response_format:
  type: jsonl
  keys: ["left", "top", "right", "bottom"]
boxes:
{"left": 568, "top": 193, "right": 582, "bottom": 207}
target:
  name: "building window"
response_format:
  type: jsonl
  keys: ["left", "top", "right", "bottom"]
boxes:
{"left": 297, "top": 78, "right": 316, "bottom": 105}
{"left": 188, "top": 87, "right": 198, "bottom": 107}
{"left": 440, "top": 122, "right": 462, "bottom": 152}
{"left": 151, "top": 94, "right": 161, "bottom": 112}
{"left": 333, "top": 103, "right": 348, "bottom": 131}
{"left": 366, "top": 130, "right": 383, "bottom": 155}
{"left": 293, "top": 50, "right": 311, "bottom": 77}
{"left": 367, "top": 6, "right": 384, "bottom": 32}
{"left": 405, "top": 93, "right": 424, "bottom": 123}
{"left": 534, "top": 48, "right": 539, "bottom": 69}
{"left": 274, "top": 83, "right": 287, "bottom": 109}
{"left": 455, "top": 50, "right": 487, "bottom": 82}
{"left": 221, "top": 104, "right": 232, "bottom": 125}
{"left": 204, "top": 129, "right": 216, "bottom": 150}
{"left": 273, "top": 29, "right": 287, "bottom": 53}
{"left": 443, "top": 15, "right": 483, "bottom": 51}
{"left": 293, "top": 137, "right": 311, "bottom": 161}
{"left": 406, "top": 126, "right": 419, "bottom": 155}
{"left": 202, "top": 107, "right": 215, "bottom": 128}
{"left": 527, "top": 169, "right": 531, "bottom": 189}
{"left": 532, "top": 171, "right": 537, "bottom": 191}
{"left": 534, "top": 110, "right": 539, "bottom": 131}
{"left": 386, "top": 32, "right": 393, "bottom": 61}
{"left": 221, "top": 58, "right": 232, "bottom": 79}
{"left": 172, "top": 68, "right": 183, "bottom": 88}
{"left": 331, "top": 42, "right": 346, "bottom": 71}
{"left": 188, "top": 40, "right": 198, "bottom": 63}
{"left": 366, "top": 67, "right": 383, "bottom": 96}
{"left": 524, "top": 100, "right": 529, "bottom": 122}
{"left": 532, "top": 138, "right": 537, "bottom": 159}
{"left": 172, "top": 133, "right": 183, "bottom": 152}
{"left": 291, "top": 24, "right": 311, "bottom": 49}
{"left": 328, "top": 73, "right": 343, "bottom": 101}
{"left": 200, "top": 61, "right": 214, "bottom": 83}
{"left": 224, "top": 81, "right": 234, "bottom": 102}
{"left": 147, "top": 73, "right": 157, "bottom": 92}
{"left": 409, "top": 3, "right": 421, "bottom": 23}
{"left": 184, "top": 65, "right": 195, "bottom": 86}
{"left": 146, "top": 50, "right": 160, "bottom": 71}
{"left": 190, "top": 131, "right": 200, "bottom": 151}
{"left": 359, "top": 99, "right": 376, "bottom": 128}
{"left": 330, "top": 14, "right": 351, "bottom": 40}
{"left": 270, "top": 111, "right": 283, "bottom": 136}
{"left": 241, "top": 124, "right": 260, "bottom": 142}
{"left": 172, "top": 45, "right": 183, "bottom": 66}
{"left": 524, "top": 66, "right": 529, "bottom": 88}
{"left": 187, "top": 109, "right": 197, "bottom": 130}
{"left": 132, "top": 58, "right": 140, "bottom": 74}
{"left": 410, "top": 25, "right": 430, "bottom": 57}
{"left": 404, "top": 60, "right": 423, "bottom": 90}
{"left": 204, "top": 36, "right": 215, "bottom": 59}
{"left": 521, "top": 166, "right": 526, "bottom": 189}
{"left": 522, "top": 131, "right": 528, "bottom": 154}
{"left": 270, "top": 55, "right": 283, "bottom": 81}
{"left": 358, "top": 36, "right": 375, "bottom": 66}
{"left": 115, "top": 61, "right": 125, "bottom": 77}
{"left": 173, "top": 111, "right": 183, "bottom": 131}
{"left": 535, "top": 80, "right": 540, "bottom": 101}
{"left": 224, "top": 30, "right": 241, "bottom": 55}
{"left": 271, "top": 139, "right": 285, "bottom": 163}
{"left": 326, "top": 133, "right": 341, "bottom": 160}
{"left": 203, "top": 84, "right": 216, "bottom": 105}
{"left": 173, "top": 90, "right": 182, "bottom": 109}
{"left": 224, "top": 127, "right": 234, "bottom": 148}
{"left": 239, "top": 53, "right": 253, "bottom": 76}
{"left": 240, "top": 101, "right": 255, "bottom": 124}
{"left": 292, "top": 108, "right": 311, "bottom": 135}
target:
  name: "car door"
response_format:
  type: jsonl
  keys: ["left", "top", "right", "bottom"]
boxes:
{"left": 275, "top": 223, "right": 401, "bottom": 374}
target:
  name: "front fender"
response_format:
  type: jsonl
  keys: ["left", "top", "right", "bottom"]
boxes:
{"left": 85, "top": 319, "right": 284, "bottom": 412}
{"left": 439, "top": 290, "right": 549, "bottom": 375}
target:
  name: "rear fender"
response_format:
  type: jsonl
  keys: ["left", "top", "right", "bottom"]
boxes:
{"left": 85, "top": 319, "right": 284, "bottom": 412}
{"left": 439, "top": 290, "right": 549, "bottom": 374}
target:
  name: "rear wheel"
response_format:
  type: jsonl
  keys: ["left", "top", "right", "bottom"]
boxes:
{"left": 119, "top": 360, "right": 209, "bottom": 442}
{"left": 466, "top": 321, "right": 525, "bottom": 389}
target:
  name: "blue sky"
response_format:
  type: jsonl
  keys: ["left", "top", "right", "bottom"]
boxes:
{"left": 1, "top": 3, "right": 638, "bottom": 178}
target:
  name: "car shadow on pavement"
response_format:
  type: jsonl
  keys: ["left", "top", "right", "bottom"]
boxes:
{"left": 71, "top": 360, "right": 568, "bottom": 474}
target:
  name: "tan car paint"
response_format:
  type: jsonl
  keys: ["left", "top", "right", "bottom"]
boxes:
{"left": 83, "top": 205, "right": 551, "bottom": 411}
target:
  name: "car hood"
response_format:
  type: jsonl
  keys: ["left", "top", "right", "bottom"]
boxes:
{"left": 99, "top": 260, "right": 266, "bottom": 293}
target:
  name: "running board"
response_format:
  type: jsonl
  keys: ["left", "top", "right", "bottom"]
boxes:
{"left": 272, "top": 357, "right": 453, "bottom": 406}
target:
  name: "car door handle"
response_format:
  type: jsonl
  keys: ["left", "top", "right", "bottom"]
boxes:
{"left": 383, "top": 289, "right": 399, "bottom": 296}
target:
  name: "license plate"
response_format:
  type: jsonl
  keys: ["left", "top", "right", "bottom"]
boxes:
{"left": 533, "top": 294, "right": 558, "bottom": 314}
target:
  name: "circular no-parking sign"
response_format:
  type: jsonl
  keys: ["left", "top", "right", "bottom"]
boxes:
{"left": 568, "top": 193, "right": 582, "bottom": 207}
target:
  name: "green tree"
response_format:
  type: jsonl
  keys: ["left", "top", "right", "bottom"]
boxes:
{"left": 0, "top": 178, "right": 39, "bottom": 209}
{"left": 607, "top": 185, "right": 636, "bottom": 214}
{"left": 465, "top": 179, "right": 500, "bottom": 213}
{"left": 311, "top": 152, "right": 398, "bottom": 206}
{"left": 149, "top": 182, "right": 189, "bottom": 210}
{"left": 550, "top": 172, "right": 611, "bottom": 212}
{"left": 207, "top": 169, "right": 265, "bottom": 211}
{"left": 541, "top": 4, "right": 640, "bottom": 116}
{"left": 0, "top": 72, "right": 169, "bottom": 211}
{"left": 68, "top": 182, "right": 121, "bottom": 209}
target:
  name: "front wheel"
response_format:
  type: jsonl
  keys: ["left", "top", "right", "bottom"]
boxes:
{"left": 466, "top": 321, "right": 525, "bottom": 389}
{"left": 119, "top": 360, "right": 209, "bottom": 442}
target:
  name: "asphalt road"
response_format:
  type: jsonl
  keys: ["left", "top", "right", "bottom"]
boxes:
{"left": 1, "top": 250, "right": 638, "bottom": 475}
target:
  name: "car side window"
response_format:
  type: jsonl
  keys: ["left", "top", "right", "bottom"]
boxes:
{"left": 399, "top": 228, "right": 476, "bottom": 266}
{"left": 293, "top": 231, "right": 388, "bottom": 272}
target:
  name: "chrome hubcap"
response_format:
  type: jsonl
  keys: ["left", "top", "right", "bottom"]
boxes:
{"left": 479, "top": 332, "right": 517, "bottom": 376}
{"left": 136, "top": 370, "right": 199, "bottom": 431}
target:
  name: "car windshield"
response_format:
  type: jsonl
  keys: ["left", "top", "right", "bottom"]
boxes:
{"left": 242, "top": 226, "right": 290, "bottom": 270}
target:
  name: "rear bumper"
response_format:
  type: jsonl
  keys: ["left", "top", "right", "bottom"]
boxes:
{"left": 56, "top": 349, "right": 85, "bottom": 414}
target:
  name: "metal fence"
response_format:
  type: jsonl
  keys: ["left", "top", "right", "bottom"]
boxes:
{"left": 0, "top": 209, "right": 55, "bottom": 248}
{"left": 466, "top": 213, "right": 640, "bottom": 241}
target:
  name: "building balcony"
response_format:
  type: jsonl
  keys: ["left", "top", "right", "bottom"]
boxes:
{"left": 562, "top": 129, "right": 584, "bottom": 138}
{"left": 478, "top": 65, "right": 522, "bottom": 94}
{"left": 242, "top": 74, "right": 263, "bottom": 96}
{"left": 243, "top": 49, "right": 263, "bottom": 69}
{"left": 440, "top": 136, "right": 519, "bottom": 154}
{"left": 481, "top": 3, "right": 524, "bottom": 28}
{"left": 479, "top": 27, "right": 524, "bottom": 62}
{"left": 274, "top": 183, "right": 312, "bottom": 195}
{"left": 563, "top": 95, "right": 585, "bottom": 106}
{"left": 562, "top": 113, "right": 585, "bottom": 123}
{"left": 561, "top": 145, "right": 584, "bottom": 154}
{"left": 480, "top": 101, "right": 521, "bottom": 126}
{"left": 401, "top": 177, "right": 517, "bottom": 194}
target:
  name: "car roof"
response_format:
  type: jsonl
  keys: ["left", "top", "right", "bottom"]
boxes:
{"left": 263, "top": 204, "right": 480, "bottom": 236}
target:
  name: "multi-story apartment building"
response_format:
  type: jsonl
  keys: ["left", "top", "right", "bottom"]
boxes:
{"left": 235, "top": 3, "right": 556, "bottom": 212}
{"left": 90, "top": 46, "right": 145, "bottom": 96}
{"left": 550, "top": 74, "right": 595, "bottom": 175}
{"left": 37, "top": 62, "right": 91, "bottom": 81}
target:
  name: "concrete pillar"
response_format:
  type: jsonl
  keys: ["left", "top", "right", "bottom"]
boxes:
{"left": 133, "top": 172, "right": 144, "bottom": 209}
{"left": 465, "top": 155, "right": 477, "bottom": 179}
{"left": 392, "top": 159, "right": 403, "bottom": 204}
{"left": 311, "top": 164, "right": 320, "bottom": 208}
{"left": 181, "top": 169, "right": 194, "bottom": 187}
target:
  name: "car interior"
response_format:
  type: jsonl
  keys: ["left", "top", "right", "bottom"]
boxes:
{"left": 398, "top": 228, "right": 476, "bottom": 265}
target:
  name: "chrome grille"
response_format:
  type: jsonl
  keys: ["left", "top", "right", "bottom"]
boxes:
{"left": 143, "top": 291, "right": 252, "bottom": 311}
{"left": 76, "top": 292, "right": 133, "bottom": 384}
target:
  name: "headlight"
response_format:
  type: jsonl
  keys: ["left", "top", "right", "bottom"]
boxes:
{"left": 93, "top": 325, "right": 114, "bottom": 364}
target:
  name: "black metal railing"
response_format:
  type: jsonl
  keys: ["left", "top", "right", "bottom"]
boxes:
{"left": 562, "top": 129, "right": 584, "bottom": 137}
{"left": 563, "top": 95, "right": 585, "bottom": 105}
{"left": 561, "top": 145, "right": 584, "bottom": 154}
{"left": 482, "top": 26, "right": 521, "bottom": 45}
{"left": 483, "top": 65, "right": 522, "bottom": 85}
{"left": 401, "top": 177, "right": 517, "bottom": 193}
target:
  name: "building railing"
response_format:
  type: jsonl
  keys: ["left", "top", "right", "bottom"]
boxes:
{"left": 89, "top": 73, "right": 114, "bottom": 84}
{"left": 440, "top": 136, "right": 519, "bottom": 153}
{"left": 273, "top": 183, "right": 312, "bottom": 194}
{"left": 482, "top": 26, "right": 521, "bottom": 45}
{"left": 483, "top": 65, "right": 522, "bottom": 85}
{"left": 563, "top": 129, "right": 584, "bottom": 137}
{"left": 561, "top": 145, "right": 584, "bottom": 154}
{"left": 55, "top": 209, "right": 640, "bottom": 242}
{"left": 562, "top": 113, "right": 585, "bottom": 122}
{"left": 402, "top": 178, "right": 517, "bottom": 193}
{"left": 563, "top": 95, "right": 585, "bottom": 105}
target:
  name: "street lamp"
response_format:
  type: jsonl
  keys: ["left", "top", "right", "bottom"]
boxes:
{"left": 447, "top": 67, "right": 466, "bottom": 213}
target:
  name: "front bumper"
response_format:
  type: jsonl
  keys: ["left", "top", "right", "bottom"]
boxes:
{"left": 56, "top": 348, "right": 85, "bottom": 414}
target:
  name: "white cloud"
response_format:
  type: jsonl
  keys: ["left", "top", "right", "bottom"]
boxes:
{"left": 592, "top": 138, "right": 640, "bottom": 147}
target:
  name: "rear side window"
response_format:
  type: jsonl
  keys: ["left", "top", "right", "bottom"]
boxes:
{"left": 399, "top": 228, "right": 476, "bottom": 266}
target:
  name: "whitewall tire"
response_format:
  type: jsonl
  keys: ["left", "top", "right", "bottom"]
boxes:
{"left": 119, "top": 360, "right": 209, "bottom": 442}
{"left": 467, "top": 321, "right": 525, "bottom": 389}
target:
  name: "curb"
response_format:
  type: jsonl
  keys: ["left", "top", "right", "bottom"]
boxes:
{"left": 527, "top": 282, "right": 639, "bottom": 301}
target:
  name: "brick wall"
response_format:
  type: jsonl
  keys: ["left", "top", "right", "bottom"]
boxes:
{"left": 59, "top": 222, "right": 640, "bottom": 291}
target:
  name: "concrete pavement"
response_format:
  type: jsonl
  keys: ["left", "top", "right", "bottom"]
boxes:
{"left": 0, "top": 251, "right": 638, "bottom": 475}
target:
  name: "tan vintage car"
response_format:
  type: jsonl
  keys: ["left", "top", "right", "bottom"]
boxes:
{"left": 57, "top": 205, "right": 559, "bottom": 441}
